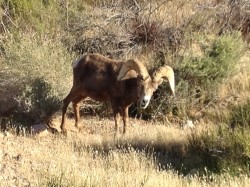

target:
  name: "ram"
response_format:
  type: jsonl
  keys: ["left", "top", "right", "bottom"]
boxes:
{"left": 61, "top": 53, "right": 175, "bottom": 135}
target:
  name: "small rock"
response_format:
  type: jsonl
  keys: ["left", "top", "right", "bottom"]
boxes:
{"left": 187, "top": 120, "right": 195, "bottom": 128}
{"left": 182, "top": 120, "right": 195, "bottom": 129}
{"left": 31, "top": 124, "right": 48, "bottom": 136}
{"left": 4, "top": 131, "right": 10, "bottom": 137}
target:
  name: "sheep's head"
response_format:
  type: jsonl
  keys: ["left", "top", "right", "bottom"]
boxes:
{"left": 136, "top": 76, "right": 157, "bottom": 108}
{"left": 117, "top": 59, "right": 175, "bottom": 109}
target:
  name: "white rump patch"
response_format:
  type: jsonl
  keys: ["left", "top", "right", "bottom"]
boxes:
{"left": 72, "top": 56, "right": 83, "bottom": 68}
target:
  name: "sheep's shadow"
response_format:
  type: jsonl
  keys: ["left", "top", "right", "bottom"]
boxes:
{"left": 72, "top": 134, "right": 191, "bottom": 175}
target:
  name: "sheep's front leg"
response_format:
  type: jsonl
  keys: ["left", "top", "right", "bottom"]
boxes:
{"left": 72, "top": 96, "right": 86, "bottom": 129}
{"left": 121, "top": 107, "right": 129, "bottom": 134}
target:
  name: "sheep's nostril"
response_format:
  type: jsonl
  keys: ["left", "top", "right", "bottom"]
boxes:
{"left": 141, "top": 99, "right": 148, "bottom": 106}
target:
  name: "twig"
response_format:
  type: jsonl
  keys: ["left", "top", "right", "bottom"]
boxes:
{"left": 147, "top": 0, "right": 168, "bottom": 22}
{"left": 132, "top": 0, "right": 141, "bottom": 11}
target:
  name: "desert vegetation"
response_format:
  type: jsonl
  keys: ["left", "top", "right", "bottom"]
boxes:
{"left": 0, "top": 0, "right": 249, "bottom": 186}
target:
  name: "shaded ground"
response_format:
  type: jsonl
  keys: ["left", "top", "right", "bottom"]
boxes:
{"left": 0, "top": 116, "right": 190, "bottom": 186}
{"left": 50, "top": 114, "right": 169, "bottom": 137}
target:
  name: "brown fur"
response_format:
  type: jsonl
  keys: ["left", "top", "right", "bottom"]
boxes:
{"left": 61, "top": 53, "right": 174, "bottom": 135}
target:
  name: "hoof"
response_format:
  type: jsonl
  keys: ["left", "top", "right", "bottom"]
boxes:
{"left": 50, "top": 128, "right": 60, "bottom": 134}
{"left": 61, "top": 128, "right": 68, "bottom": 136}
{"left": 76, "top": 125, "right": 84, "bottom": 132}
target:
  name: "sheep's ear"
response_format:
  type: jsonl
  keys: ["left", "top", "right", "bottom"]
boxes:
{"left": 152, "top": 78, "right": 163, "bottom": 91}
{"left": 156, "top": 78, "right": 163, "bottom": 86}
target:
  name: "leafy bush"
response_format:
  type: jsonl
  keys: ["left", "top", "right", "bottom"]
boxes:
{"left": 1, "top": 0, "right": 63, "bottom": 34}
{"left": 0, "top": 33, "right": 73, "bottom": 125}
{"left": 181, "top": 32, "right": 245, "bottom": 86}
{"left": 183, "top": 126, "right": 250, "bottom": 175}
{"left": 230, "top": 101, "right": 250, "bottom": 128}
{"left": 151, "top": 32, "right": 246, "bottom": 121}
{"left": 18, "top": 78, "right": 61, "bottom": 122}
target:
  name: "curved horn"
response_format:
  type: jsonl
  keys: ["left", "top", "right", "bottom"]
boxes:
{"left": 117, "top": 59, "right": 150, "bottom": 80}
{"left": 152, "top": 66, "right": 175, "bottom": 96}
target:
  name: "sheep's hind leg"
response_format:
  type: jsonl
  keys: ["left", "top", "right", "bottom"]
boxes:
{"left": 61, "top": 93, "right": 74, "bottom": 133}
{"left": 61, "top": 88, "right": 81, "bottom": 134}
{"left": 72, "top": 95, "right": 86, "bottom": 130}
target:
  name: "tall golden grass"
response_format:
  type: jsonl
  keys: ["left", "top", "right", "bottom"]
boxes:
{"left": 0, "top": 119, "right": 249, "bottom": 187}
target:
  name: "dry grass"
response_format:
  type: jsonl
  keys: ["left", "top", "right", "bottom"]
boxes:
{"left": 1, "top": 117, "right": 250, "bottom": 187}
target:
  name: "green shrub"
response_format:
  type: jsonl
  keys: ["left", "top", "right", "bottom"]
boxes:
{"left": 230, "top": 101, "right": 250, "bottom": 128}
{"left": 153, "top": 32, "right": 246, "bottom": 121}
{"left": 183, "top": 126, "right": 250, "bottom": 175}
{"left": 0, "top": 33, "right": 73, "bottom": 125}
{"left": 18, "top": 78, "right": 61, "bottom": 122}
{"left": 1, "top": 0, "right": 63, "bottom": 34}
{"left": 182, "top": 32, "right": 245, "bottom": 86}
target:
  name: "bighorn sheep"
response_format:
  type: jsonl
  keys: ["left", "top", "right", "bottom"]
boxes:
{"left": 61, "top": 53, "right": 175, "bottom": 134}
